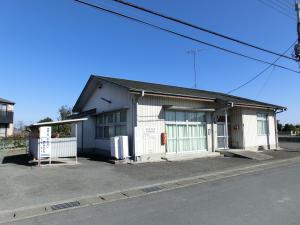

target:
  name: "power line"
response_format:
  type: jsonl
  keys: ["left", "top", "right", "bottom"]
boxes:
{"left": 255, "top": 66, "right": 276, "bottom": 99}
{"left": 274, "top": 0, "right": 294, "bottom": 11}
{"left": 276, "top": 0, "right": 294, "bottom": 9}
{"left": 261, "top": 0, "right": 295, "bottom": 16}
{"left": 74, "top": 0, "right": 299, "bottom": 73}
{"left": 269, "top": 0, "right": 295, "bottom": 14}
{"left": 227, "top": 41, "right": 296, "bottom": 94}
{"left": 111, "top": 0, "right": 296, "bottom": 61}
{"left": 257, "top": 0, "right": 295, "bottom": 20}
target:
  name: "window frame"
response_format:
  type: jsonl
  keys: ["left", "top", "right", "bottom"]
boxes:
{"left": 0, "top": 124, "right": 7, "bottom": 137}
{"left": 0, "top": 104, "right": 7, "bottom": 112}
{"left": 257, "top": 113, "right": 269, "bottom": 136}
{"left": 165, "top": 110, "right": 208, "bottom": 152}
{"left": 95, "top": 110, "right": 127, "bottom": 139}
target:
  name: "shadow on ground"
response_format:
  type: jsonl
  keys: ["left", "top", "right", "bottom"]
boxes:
{"left": 78, "top": 153, "right": 114, "bottom": 164}
{"left": 1, "top": 154, "right": 31, "bottom": 166}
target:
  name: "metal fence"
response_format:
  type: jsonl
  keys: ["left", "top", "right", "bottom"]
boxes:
{"left": 0, "top": 138, "right": 28, "bottom": 151}
{"left": 29, "top": 137, "right": 77, "bottom": 159}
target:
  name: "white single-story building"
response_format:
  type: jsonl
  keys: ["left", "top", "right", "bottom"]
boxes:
{"left": 71, "top": 75, "right": 286, "bottom": 161}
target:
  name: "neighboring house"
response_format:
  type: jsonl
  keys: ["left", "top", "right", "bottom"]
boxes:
{"left": 0, "top": 98, "right": 15, "bottom": 138}
{"left": 72, "top": 75, "right": 286, "bottom": 161}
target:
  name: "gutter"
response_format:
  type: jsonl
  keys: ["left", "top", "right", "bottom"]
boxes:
{"left": 275, "top": 108, "right": 287, "bottom": 114}
{"left": 234, "top": 103, "right": 285, "bottom": 111}
{"left": 129, "top": 90, "right": 215, "bottom": 102}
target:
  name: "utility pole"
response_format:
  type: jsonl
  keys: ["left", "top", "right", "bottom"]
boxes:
{"left": 295, "top": 0, "right": 300, "bottom": 61}
{"left": 186, "top": 49, "right": 203, "bottom": 89}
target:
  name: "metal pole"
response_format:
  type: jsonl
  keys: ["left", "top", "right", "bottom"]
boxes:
{"left": 193, "top": 52, "right": 197, "bottom": 89}
{"left": 211, "top": 112, "right": 215, "bottom": 152}
{"left": 187, "top": 49, "right": 203, "bottom": 88}
{"left": 297, "top": 1, "right": 300, "bottom": 43}
{"left": 224, "top": 109, "right": 228, "bottom": 149}
{"left": 75, "top": 123, "right": 78, "bottom": 164}
{"left": 81, "top": 121, "right": 84, "bottom": 153}
{"left": 274, "top": 112, "right": 279, "bottom": 150}
{"left": 38, "top": 139, "right": 40, "bottom": 167}
{"left": 295, "top": 1, "right": 300, "bottom": 60}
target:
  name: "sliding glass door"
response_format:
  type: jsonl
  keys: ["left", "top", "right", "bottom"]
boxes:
{"left": 166, "top": 111, "right": 207, "bottom": 153}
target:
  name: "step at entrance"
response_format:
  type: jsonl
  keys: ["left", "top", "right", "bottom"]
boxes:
{"left": 220, "top": 150, "right": 273, "bottom": 160}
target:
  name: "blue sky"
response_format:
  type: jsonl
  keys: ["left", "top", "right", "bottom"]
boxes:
{"left": 0, "top": 0, "right": 299, "bottom": 125}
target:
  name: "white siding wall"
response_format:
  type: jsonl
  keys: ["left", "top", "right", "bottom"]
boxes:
{"left": 242, "top": 108, "right": 276, "bottom": 150}
{"left": 136, "top": 96, "right": 215, "bottom": 157}
{"left": 82, "top": 116, "right": 96, "bottom": 150}
{"left": 80, "top": 81, "right": 132, "bottom": 155}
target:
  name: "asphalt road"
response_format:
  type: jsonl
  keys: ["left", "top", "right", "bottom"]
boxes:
{"left": 7, "top": 163, "right": 300, "bottom": 225}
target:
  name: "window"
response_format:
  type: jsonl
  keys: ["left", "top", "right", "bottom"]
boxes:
{"left": 165, "top": 111, "right": 206, "bottom": 123}
{"left": 0, "top": 104, "right": 7, "bottom": 118}
{"left": 0, "top": 124, "right": 6, "bottom": 137}
{"left": 0, "top": 104, "right": 7, "bottom": 112}
{"left": 257, "top": 113, "right": 268, "bottom": 135}
{"left": 96, "top": 110, "right": 127, "bottom": 139}
{"left": 165, "top": 111, "right": 207, "bottom": 153}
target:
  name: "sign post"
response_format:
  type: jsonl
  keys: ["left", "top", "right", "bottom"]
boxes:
{"left": 38, "top": 126, "right": 52, "bottom": 166}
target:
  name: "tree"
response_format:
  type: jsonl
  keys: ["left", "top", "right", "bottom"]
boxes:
{"left": 58, "top": 105, "right": 72, "bottom": 120}
{"left": 282, "top": 124, "right": 295, "bottom": 132}
{"left": 37, "top": 117, "right": 58, "bottom": 135}
{"left": 38, "top": 117, "right": 53, "bottom": 123}
{"left": 277, "top": 121, "right": 283, "bottom": 131}
{"left": 36, "top": 106, "right": 73, "bottom": 137}
{"left": 57, "top": 105, "right": 72, "bottom": 137}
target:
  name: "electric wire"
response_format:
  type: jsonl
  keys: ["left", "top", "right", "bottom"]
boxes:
{"left": 255, "top": 66, "right": 276, "bottom": 99}
{"left": 74, "top": 0, "right": 299, "bottom": 73}
{"left": 257, "top": 0, "right": 295, "bottom": 20}
{"left": 273, "top": 0, "right": 294, "bottom": 11}
{"left": 269, "top": 0, "right": 295, "bottom": 14}
{"left": 111, "top": 0, "right": 296, "bottom": 61}
{"left": 276, "top": 0, "right": 294, "bottom": 9}
{"left": 227, "top": 41, "right": 296, "bottom": 94}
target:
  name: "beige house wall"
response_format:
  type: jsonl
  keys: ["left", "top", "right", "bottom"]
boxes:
{"left": 242, "top": 108, "right": 276, "bottom": 150}
{"left": 136, "top": 95, "right": 216, "bottom": 159}
{"left": 7, "top": 104, "right": 14, "bottom": 112}
{"left": 6, "top": 123, "right": 14, "bottom": 136}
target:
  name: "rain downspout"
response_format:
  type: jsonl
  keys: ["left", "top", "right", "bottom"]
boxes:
{"left": 132, "top": 89, "right": 145, "bottom": 161}
{"left": 274, "top": 108, "right": 286, "bottom": 150}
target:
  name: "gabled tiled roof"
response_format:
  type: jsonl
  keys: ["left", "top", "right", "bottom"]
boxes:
{"left": 0, "top": 97, "right": 15, "bottom": 104}
{"left": 73, "top": 75, "right": 286, "bottom": 112}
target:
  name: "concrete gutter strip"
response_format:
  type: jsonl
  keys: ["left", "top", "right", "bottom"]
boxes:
{"left": 1, "top": 156, "right": 300, "bottom": 224}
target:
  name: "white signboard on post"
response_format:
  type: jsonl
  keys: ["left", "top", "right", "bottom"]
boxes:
{"left": 39, "top": 126, "right": 52, "bottom": 158}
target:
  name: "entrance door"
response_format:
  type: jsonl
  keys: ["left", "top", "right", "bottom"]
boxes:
{"left": 217, "top": 122, "right": 227, "bottom": 149}
{"left": 165, "top": 111, "right": 207, "bottom": 153}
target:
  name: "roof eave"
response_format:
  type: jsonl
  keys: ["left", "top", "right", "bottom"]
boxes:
{"left": 0, "top": 100, "right": 15, "bottom": 105}
{"left": 73, "top": 75, "right": 103, "bottom": 112}
{"left": 129, "top": 89, "right": 216, "bottom": 102}
{"left": 234, "top": 103, "right": 287, "bottom": 111}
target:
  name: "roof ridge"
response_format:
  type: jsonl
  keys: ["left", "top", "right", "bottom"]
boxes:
{"left": 93, "top": 75, "right": 283, "bottom": 108}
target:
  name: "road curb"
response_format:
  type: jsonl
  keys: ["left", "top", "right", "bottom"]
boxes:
{"left": 1, "top": 156, "right": 300, "bottom": 224}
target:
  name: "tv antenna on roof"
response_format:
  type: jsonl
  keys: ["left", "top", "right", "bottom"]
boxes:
{"left": 186, "top": 49, "right": 204, "bottom": 89}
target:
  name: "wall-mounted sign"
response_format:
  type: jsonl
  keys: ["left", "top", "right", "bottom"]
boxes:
{"left": 39, "top": 126, "right": 51, "bottom": 158}
{"left": 144, "top": 127, "right": 156, "bottom": 137}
